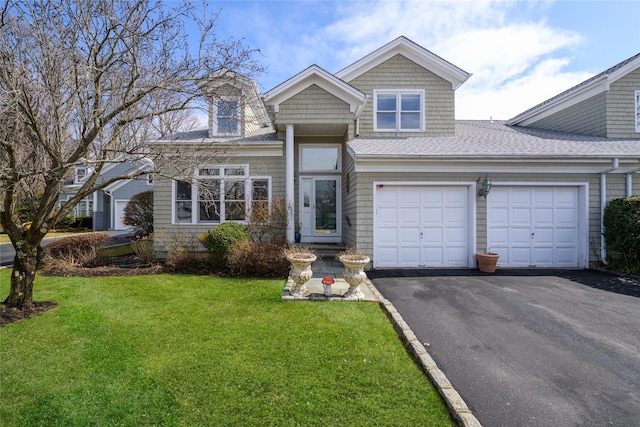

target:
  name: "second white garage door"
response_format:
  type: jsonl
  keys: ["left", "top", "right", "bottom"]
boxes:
{"left": 374, "top": 185, "right": 471, "bottom": 268}
{"left": 487, "top": 187, "right": 580, "bottom": 267}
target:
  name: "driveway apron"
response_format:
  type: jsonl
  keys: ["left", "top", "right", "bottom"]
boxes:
{"left": 369, "top": 269, "right": 640, "bottom": 427}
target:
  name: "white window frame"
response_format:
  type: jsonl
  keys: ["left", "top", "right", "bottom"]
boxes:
{"left": 635, "top": 90, "right": 640, "bottom": 133}
{"left": 75, "top": 166, "right": 88, "bottom": 184}
{"left": 172, "top": 165, "right": 272, "bottom": 225}
{"left": 299, "top": 144, "right": 342, "bottom": 173}
{"left": 212, "top": 97, "right": 241, "bottom": 136}
{"left": 373, "top": 89, "right": 425, "bottom": 132}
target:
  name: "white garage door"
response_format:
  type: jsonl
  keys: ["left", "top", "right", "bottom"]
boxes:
{"left": 487, "top": 187, "right": 579, "bottom": 267}
{"left": 374, "top": 185, "right": 470, "bottom": 268}
{"left": 114, "top": 200, "right": 130, "bottom": 230}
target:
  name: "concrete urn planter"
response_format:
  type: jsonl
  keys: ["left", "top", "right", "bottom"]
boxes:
{"left": 476, "top": 252, "right": 500, "bottom": 273}
{"left": 338, "top": 255, "right": 370, "bottom": 299}
{"left": 286, "top": 253, "right": 317, "bottom": 296}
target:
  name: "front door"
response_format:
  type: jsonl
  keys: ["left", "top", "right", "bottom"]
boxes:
{"left": 299, "top": 177, "right": 341, "bottom": 243}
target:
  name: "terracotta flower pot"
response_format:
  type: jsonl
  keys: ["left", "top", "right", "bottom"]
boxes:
{"left": 476, "top": 252, "right": 499, "bottom": 273}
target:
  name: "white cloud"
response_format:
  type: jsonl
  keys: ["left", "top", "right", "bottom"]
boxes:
{"left": 221, "top": 0, "right": 597, "bottom": 119}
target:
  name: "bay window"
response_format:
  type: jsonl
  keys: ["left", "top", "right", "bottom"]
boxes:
{"left": 173, "top": 165, "right": 270, "bottom": 224}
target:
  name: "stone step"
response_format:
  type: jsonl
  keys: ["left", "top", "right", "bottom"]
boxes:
{"left": 304, "top": 242, "right": 347, "bottom": 259}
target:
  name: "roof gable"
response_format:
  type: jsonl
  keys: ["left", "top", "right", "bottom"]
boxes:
{"left": 335, "top": 36, "right": 471, "bottom": 90}
{"left": 508, "top": 52, "right": 640, "bottom": 126}
{"left": 263, "top": 65, "right": 366, "bottom": 114}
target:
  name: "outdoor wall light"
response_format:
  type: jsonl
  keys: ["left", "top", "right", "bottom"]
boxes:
{"left": 478, "top": 175, "right": 492, "bottom": 198}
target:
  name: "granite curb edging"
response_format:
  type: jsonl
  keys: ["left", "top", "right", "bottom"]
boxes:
{"left": 366, "top": 279, "right": 483, "bottom": 427}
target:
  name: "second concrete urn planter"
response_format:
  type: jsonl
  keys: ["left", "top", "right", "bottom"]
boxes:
{"left": 338, "top": 254, "right": 370, "bottom": 299}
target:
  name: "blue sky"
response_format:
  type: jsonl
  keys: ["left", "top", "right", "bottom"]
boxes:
{"left": 204, "top": 0, "right": 640, "bottom": 119}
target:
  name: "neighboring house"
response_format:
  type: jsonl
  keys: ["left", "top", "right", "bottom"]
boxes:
{"left": 59, "top": 157, "right": 154, "bottom": 231}
{"left": 152, "top": 36, "right": 640, "bottom": 269}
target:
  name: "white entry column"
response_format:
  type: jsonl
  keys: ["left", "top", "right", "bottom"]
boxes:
{"left": 286, "top": 124, "right": 295, "bottom": 243}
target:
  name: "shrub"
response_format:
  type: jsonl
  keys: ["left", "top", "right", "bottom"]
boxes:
{"left": 603, "top": 196, "right": 640, "bottom": 274}
{"left": 164, "top": 248, "right": 210, "bottom": 274}
{"left": 54, "top": 216, "right": 93, "bottom": 230}
{"left": 130, "top": 235, "right": 158, "bottom": 264}
{"left": 123, "top": 191, "right": 154, "bottom": 234}
{"left": 227, "top": 241, "right": 289, "bottom": 278}
{"left": 45, "top": 232, "right": 111, "bottom": 266}
{"left": 245, "top": 197, "right": 288, "bottom": 244}
{"left": 198, "top": 222, "right": 250, "bottom": 268}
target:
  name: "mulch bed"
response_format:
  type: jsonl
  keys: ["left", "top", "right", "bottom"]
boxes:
{"left": 1, "top": 301, "right": 58, "bottom": 327}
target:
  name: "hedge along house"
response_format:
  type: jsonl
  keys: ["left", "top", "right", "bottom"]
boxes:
{"left": 152, "top": 37, "right": 640, "bottom": 268}
{"left": 59, "top": 156, "right": 154, "bottom": 231}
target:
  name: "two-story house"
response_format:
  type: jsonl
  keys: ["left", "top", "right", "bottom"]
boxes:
{"left": 152, "top": 36, "right": 640, "bottom": 268}
{"left": 59, "top": 156, "right": 154, "bottom": 231}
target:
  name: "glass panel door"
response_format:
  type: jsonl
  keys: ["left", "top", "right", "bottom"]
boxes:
{"left": 299, "top": 176, "right": 341, "bottom": 242}
{"left": 315, "top": 179, "right": 337, "bottom": 234}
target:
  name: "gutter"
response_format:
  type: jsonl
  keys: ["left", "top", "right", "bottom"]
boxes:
{"left": 600, "top": 158, "right": 619, "bottom": 264}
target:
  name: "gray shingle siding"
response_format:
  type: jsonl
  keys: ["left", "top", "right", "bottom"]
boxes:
{"left": 606, "top": 68, "right": 640, "bottom": 138}
{"left": 275, "top": 84, "right": 353, "bottom": 125}
{"left": 527, "top": 93, "right": 607, "bottom": 136}
{"left": 347, "top": 54, "right": 456, "bottom": 137}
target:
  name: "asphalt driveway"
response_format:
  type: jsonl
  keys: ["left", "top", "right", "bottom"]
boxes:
{"left": 369, "top": 269, "right": 640, "bottom": 427}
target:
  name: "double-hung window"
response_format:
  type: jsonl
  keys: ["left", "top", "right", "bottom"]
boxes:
{"left": 173, "top": 165, "right": 270, "bottom": 224}
{"left": 374, "top": 89, "right": 424, "bottom": 132}
{"left": 214, "top": 99, "right": 240, "bottom": 136}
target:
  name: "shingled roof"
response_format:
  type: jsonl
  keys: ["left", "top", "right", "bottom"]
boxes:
{"left": 348, "top": 120, "right": 640, "bottom": 159}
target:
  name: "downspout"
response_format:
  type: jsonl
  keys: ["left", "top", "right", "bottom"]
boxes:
{"left": 600, "top": 158, "right": 619, "bottom": 264}
{"left": 625, "top": 167, "right": 640, "bottom": 197}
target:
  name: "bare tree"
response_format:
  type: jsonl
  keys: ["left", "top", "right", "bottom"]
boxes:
{"left": 0, "top": 0, "right": 264, "bottom": 310}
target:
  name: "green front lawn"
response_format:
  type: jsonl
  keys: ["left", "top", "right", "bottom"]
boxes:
{"left": 0, "top": 271, "right": 453, "bottom": 426}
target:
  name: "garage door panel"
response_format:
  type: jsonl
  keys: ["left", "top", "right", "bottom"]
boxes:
{"left": 421, "top": 188, "right": 443, "bottom": 205}
{"left": 533, "top": 208, "right": 554, "bottom": 225}
{"left": 375, "top": 185, "right": 470, "bottom": 268}
{"left": 423, "top": 248, "right": 444, "bottom": 265}
{"left": 400, "top": 247, "right": 421, "bottom": 265}
{"left": 445, "top": 227, "right": 467, "bottom": 245}
{"left": 377, "top": 247, "right": 399, "bottom": 267}
{"left": 446, "top": 188, "right": 467, "bottom": 204}
{"left": 422, "top": 207, "right": 443, "bottom": 224}
{"left": 556, "top": 207, "right": 577, "bottom": 224}
{"left": 400, "top": 228, "right": 420, "bottom": 245}
{"left": 377, "top": 207, "right": 398, "bottom": 224}
{"left": 511, "top": 227, "right": 533, "bottom": 245}
{"left": 511, "top": 188, "right": 533, "bottom": 205}
{"left": 445, "top": 207, "right": 466, "bottom": 225}
{"left": 533, "top": 228, "right": 554, "bottom": 245}
{"left": 556, "top": 248, "right": 578, "bottom": 265}
{"left": 399, "top": 207, "right": 420, "bottom": 225}
{"left": 399, "top": 188, "right": 420, "bottom": 205}
{"left": 446, "top": 247, "right": 468, "bottom": 266}
{"left": 377, "top": 227, "right": 398, "bottom": 245}
{"left": 488, "top": 186, "right": 579, "bottom": 268}
{"left": 532, "top": 248, "right": 554, "bottom": 266}
{"left": 511, "top": 208, "right": 531, "bottom": 224}
{"left": 489, "top": 207, "right": 509, "bottom": 224}
{"left": 423, "top": 228, "right": 443, "bottom": 245}
{"left": 511, "top": 248, "right": 532, "bottom": 265}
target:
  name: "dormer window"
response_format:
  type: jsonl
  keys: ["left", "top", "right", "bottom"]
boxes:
{"left": 75, "top": 167, "right": 87, "bottom": 184}
{"left": 374, "top": 89, "right": 424, "bottom": 132}
{"left": 213, "top": 98, "right": 240, "bottom": 136}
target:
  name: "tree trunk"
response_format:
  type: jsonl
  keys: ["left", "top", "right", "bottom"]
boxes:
{"left": 3, "top": 243, "right": 40, "bottom": 310}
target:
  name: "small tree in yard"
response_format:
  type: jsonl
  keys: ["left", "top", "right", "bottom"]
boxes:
{"left": 123, "top": 191, "right": 154, "bottom": 235}
{"left": 0, "top": 0, "right": 263, "bottom": 310}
